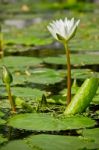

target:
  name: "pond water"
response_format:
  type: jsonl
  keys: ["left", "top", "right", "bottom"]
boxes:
{"left": 0, "top": 1, "right": 99, "bottom": 150}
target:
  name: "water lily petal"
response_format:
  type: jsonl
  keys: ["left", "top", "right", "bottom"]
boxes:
{"left": 47, "top": 17, "right": 80, "bottom": 42}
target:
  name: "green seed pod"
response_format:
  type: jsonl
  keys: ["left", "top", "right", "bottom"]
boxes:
{"left": 2, "top": 66, "right": 13, "bottom": 84}
{"left": 64, "top": 78, "right": 99, "bottom": 115}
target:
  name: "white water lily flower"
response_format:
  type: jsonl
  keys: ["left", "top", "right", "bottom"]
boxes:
{"left": 47, "top": 18, "right": 80, "bottom": 42}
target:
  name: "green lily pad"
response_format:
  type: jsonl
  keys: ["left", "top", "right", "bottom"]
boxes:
{"left": 1, "top": 86, "right": 43, "bottom": 98}
{"left": 7, "top": 113, "right": 96, "bottom": 131}
{"left": 0, "top": 67, "right": 64, "bottom": 85}
{"left": 12, "top": 87, "right": 45, "bottom": 99}
{"left": 25, "top": 134, "right": 99, "bottom": 150}
{"left": 82, "top": 128, "right": 99, "bottom": 144}
{"left": 0, "top": 56, "right": 42, "bottom": 68}
{"left": 1, "top": 133, "right": 99, "bottom": 150}
{"left": 60, "top": 68, "right": 99, "bottom": 80}
{"left": 0, "top": 140, "right": 31, "bottom": 150}
{"left": 27, "top": 68, "right": 63, "bottom": 85}
{"left": 43, "top": 54, "right": 99, "bottom": 66}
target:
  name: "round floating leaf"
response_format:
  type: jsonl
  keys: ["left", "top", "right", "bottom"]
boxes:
{"left": 82, "top": 128, "right": 99, "bottom": 144}
{"left": 0, "top": 87, "right": 45, "bottom": 99}
{"left": 59, "top": 69, "right": 96, "bottom": 80}
{"left": 7, "top": 113, "right": 96, "bottom": 131}
{"left": 11, "top": 87, "right": 45, "bottom": 100}
{"left": 0, "top": 140, "right": 31, "bottom": 150}
{"left": 0, "top": 68, "right": 64, "bottom": 86}
{"left": 27, "top": 68, "right": 63, "bottom": 85}
{"left": 25, "top": 134, "right": 99, "bottom": 150}
{"left": 0, "top": 56, "right": 42, "bottom": 68}
{"left": 43, "top": 54, "right": 99, "bottom": 66}
{"left": 1, "top": 133, "right": 99, "bottom": 150}
{"left": 71, "top": 69, "right": 98, "bottom": 79}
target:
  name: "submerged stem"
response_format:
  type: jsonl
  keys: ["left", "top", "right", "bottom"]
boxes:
{"left": 6, "top": 84, "right": 16, "bottom": 113}
{"left": 64, "top": 42, "right": 71, "bottom": 105}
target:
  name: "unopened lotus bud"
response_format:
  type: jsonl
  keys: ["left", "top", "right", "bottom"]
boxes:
{"left": 2, "top": 66, "right": 13, "bottom": 84}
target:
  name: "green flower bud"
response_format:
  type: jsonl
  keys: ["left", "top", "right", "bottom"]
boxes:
{"left": 2, "top": 66, "right": 13, "bottom": 84}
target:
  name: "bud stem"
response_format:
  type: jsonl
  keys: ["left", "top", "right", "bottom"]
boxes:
{"left": 6, "top": 84, "right": 16, "bottom": 113}
{"left": 64, "top": 42, "right": 71, "bottom": 105}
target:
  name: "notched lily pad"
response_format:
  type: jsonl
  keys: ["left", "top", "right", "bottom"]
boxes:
{"left": 7, "top": 113, "right": 96, "bottom": 131}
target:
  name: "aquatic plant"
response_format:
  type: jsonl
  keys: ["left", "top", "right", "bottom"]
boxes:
{"left": 2, "top": 66, "right": 16, "bottom": 113}
{"left": 47, "top": 17, "right": 80, "bottom": 105}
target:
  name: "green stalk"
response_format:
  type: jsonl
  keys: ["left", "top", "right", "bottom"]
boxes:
{"left": 64, "top": 42, "right": 71, "bottom": 105}
{"left": 0, "top": 30, "right": 4, "bottom": 60}
{"left": 6, "top": 84, "right": 16, "bottom": 113}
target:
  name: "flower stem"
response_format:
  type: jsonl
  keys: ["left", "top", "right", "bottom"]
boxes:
{"left": 64, "top": 42, "right": 71, "bottom": 105}
{"left": 0, "top": 33, "right": 4, "bottom": 60}
{"left": 6, "top": 84, "right": 16, "bottom": 113}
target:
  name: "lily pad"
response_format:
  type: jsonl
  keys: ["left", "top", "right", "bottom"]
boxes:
{"left": 0, "top": 140, "right": 31, "bottom": 150}
{"left": 43, "top": 54, "right": 99, "bottom": 66}
{"left": 11, "top": 87, "right": 45, "bottom": 99}
{"left": 0, "top": 67, "right": 64, "bottom": 85}
{"left": 0, "top": 87, "right": 45, "bottom": 100}
{"left": 25, "top": 134, "right": 99, "bottom": 150}
{"left": 7, "top": 113, "right": 96, "bottom": 131}
{"left": 0, "top": 56, "right": 42, "bottom": 68}
{"left": 82, "top": 128, "right": 99, "bottom": 144}
{"left": 1, "top": 133, "right": 99, "bottom": 150}
{"left": 27, "top": 69, "right": 63, "bottom": 85}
